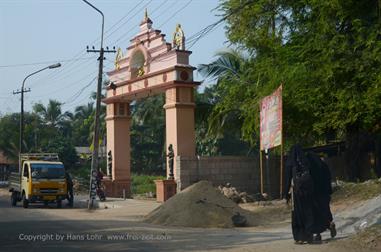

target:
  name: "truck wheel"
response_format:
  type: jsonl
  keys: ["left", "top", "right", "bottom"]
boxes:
{"left": 11, "top": 192, "right": 17, "bottom": 206}
{"left": 57, "top": 200, "right": 62, "bottom": 208}
{"left": 22, "top": 194, "right": 29, "bottom": 208}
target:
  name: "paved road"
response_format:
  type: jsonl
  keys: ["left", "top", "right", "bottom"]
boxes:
{"left": 0, "top": 188, "right": 354, "bottom": 252}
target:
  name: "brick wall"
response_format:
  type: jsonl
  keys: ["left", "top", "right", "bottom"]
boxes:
{"left": 175, "top": 156, "right": 282, "bottom": 198}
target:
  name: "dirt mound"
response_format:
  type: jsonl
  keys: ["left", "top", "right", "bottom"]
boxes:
{"left": 332, "top": 224, "right": 381, "bottom": 252}
{"left": 144, "top": 181, "right": 258, "bottom": 228}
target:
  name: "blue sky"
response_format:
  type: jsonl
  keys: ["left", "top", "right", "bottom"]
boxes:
{"left": 0, "top": 0, "right": 227, "bottom": 114}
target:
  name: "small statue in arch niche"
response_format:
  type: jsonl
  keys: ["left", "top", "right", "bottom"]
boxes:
{"left": 137, "top": 66, "right": 145, "bottom": 77}
{"left": 172, "top": 24, "right": 185, "bottom": 50}
{"left": 167, "top": 144, "right": 175, "bottom": 179}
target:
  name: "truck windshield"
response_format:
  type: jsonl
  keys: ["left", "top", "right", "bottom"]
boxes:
{"left": 31, "top": 163, "right": 65, "bottom": 179}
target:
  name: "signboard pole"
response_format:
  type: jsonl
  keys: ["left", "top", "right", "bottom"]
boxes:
{"left": 260, "top": 149, "right": 263, "bottom": 194}
{"left": 259, "top": 100, "right": 263, "bottom": 195}
{"left": 279, "top": 83, "right": 284, "bottom": 199}
{"left": 280, "top": 138, "right": 283, "bottom": 198}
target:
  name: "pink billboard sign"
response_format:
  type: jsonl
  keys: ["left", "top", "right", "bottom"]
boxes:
{"left": 260, "top": 85, "right": 283, "bottom": 150}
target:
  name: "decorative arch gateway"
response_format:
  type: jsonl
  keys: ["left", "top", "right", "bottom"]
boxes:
{"left": 102, "top": 12, "right": 200, "bottom": 197}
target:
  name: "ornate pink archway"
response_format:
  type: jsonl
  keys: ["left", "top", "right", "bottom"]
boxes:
{"left": 102, "top": 12, "right": 199, "bottom": 197}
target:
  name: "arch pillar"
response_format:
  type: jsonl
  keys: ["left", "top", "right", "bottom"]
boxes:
{"left": 164, "top": 86, "right": 196, "bottom": 179}
{"left": 103, "top": 102, "right": 131, "bottom": 197}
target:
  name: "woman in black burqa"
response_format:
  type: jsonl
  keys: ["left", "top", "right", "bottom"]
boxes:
{"left": 306, "top": 151, "right": 336, "bottom": 241}
{"left": 285, "top": 144, "right": 315, "bottom": 243}
{"left": 285, "top": 145, "right": 336, "bottom": 244}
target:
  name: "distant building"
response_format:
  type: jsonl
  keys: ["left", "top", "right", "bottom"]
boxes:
{"left": 75, "top": 146, "right": 106, "bottom": 161}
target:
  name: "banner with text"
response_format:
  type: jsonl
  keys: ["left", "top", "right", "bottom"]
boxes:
{"left": 260, "top": 85, "right": 283, "bottom": 150}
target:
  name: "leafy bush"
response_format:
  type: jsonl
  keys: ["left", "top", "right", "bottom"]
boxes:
{"left": 131, "top": 174, "right": 165, "bottom": 195}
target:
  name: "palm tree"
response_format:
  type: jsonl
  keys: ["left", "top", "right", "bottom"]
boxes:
{"left": 33, "top": 100, "right": 64, "bottom": 128}
{"left": 132, "top": 95, "right": 164, "bottom": 126}
{"left": 74, "top": 102, "right": 94, "bottom": 121}
{"left": 70, "top": 103, "right": 95, "bottom": 146}
{"left": 197, "top": 48, "right": 251, "bottom": 155}
{"left": 32, "top": 100, "right": 74, "bottom": 148}
{"left": 198, "top": 48, "right": 247, "bottom": 83}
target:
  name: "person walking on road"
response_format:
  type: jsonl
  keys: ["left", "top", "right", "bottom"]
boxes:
{"left": 285, "top": 145, "right": 336, "bottom": 244}
{"left": 306, "top": 152, "right": 336, "bottom": 242}
{"left": 285, "top": 145, "right": 315, "bottom": 244}
{"left": 65, "top": 172, "right": 74, "bottom": 207}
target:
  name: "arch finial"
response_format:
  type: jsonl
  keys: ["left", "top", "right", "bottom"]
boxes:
{"left": 144, "top": 8, "right": 148, "bottom": 20}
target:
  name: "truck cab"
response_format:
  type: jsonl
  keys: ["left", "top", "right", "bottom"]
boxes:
{"left": 9, "top": 153, "right": 67, "bottom": 208}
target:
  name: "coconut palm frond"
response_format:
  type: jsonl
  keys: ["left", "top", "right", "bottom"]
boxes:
{"left": 198, "top": 48, "right": 247, "bottom": 81}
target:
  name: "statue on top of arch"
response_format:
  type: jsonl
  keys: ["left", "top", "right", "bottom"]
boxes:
{"left": 114, "top": 48, "right": 123, "bottom": 70}
{"left": 172, "top": 24, "right": 185, "bottom": 50}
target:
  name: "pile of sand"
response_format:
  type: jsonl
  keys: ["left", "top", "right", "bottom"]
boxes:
{"left": 144, "top": 181, "right": 258, "bottom": 228}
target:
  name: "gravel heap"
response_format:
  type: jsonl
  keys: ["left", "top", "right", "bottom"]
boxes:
{"left": 145, "top": 181, "right": 257, "bottom": 228}
{"left": 218, "top": 183, "right": 256, "bottom": 203}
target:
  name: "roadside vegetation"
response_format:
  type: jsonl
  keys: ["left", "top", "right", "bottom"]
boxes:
{"left": 332, "top": 179, "right": 381, "bottom": 203}
{"left": 334, "top": 224, "right": 381, "bottom": 251}
{"left": 131, "top": 174, "right": 165, "bottom": 195}
{"left": 68, "top": 164, "right": 164, "bottom": 196}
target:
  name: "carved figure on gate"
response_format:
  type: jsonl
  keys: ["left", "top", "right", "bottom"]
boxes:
{"left": 172, "top": 24, "right": 185, "bottom": 50}
{"left": 115, "top": 48, "right": 123, "bottom": 70}
{"left": 167, "top": 144, "right": 174, "bottom": 179}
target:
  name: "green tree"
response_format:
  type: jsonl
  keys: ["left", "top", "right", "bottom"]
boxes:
{"left": 33, "top": 100, "right": 65, "bottom": 128}
{"left": 0, "top": 113, "right": 21, "bottom": 160}
{"left": 42, "top": 135, "right": 78, "bottom": 169}
{"left": 71, "top": 103, "right": 95, "bottom": 146}
{"left": 211, "top": 0, "right": 381, "bottom": 180}
{"left": 130, "top": 95, "right": 165, "bottom": 174}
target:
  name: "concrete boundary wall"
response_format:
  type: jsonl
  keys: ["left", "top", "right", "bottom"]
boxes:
{"left": 174, "top": 151, "right": 381, "bottom": 198}
{"left": 175, "top": 155, "right": 282, "bottom": 197}
{"left": 175, "top": 156, "right": 261, "bottom": 194}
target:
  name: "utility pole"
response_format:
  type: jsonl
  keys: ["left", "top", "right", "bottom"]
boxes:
{"left": 13, "top": 88, "right": 30, "bottom": 155}
{"left": 82, "top": 0, "right": 115, "bottom": 210}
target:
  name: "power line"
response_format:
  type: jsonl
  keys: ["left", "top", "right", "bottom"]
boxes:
{"left": 113, "top": 0, "right": 191, "bottom": 48}
{"left": 29, "top": 58, "right": 97, "bottom": 88}
{"left": 152, "top": 0, "right": 179, "bottom": 21}
{"left": 29, "top": 1, "right": 147, "bottom": 88}
{"left": 29, "top": 70, "right": 98, "bottom": 98}
{"left": 0, "top": 56, "right": 94, "bottom": 68}
{"left": 187, "top": 0, "right": 254, "bottom": 49}
{"left": 42, "top": 0, "right": 152, "bottom": 85}
{"left": 61, "top": 73, "right": 108, "bottom": 111}
{"left": 111, "top": 0, "right": 154, "bottom": 45}
{"left": 28, "top": 53, "right": 94, "bottom": 88}
{"left": 157, "top": 0, "right": 192, "bottom": 28}
{"left": 30, "top": 0, "right": 175, "bottom": 89}
{"left": 63, "top": 77, "right": 97, "bottom": 105}
{"left": 102, "top": 0, "right": 153, "bottom": 44}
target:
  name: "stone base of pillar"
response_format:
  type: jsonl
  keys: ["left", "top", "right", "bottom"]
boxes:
{"left": 155, "top": 179, "right": 177, "bottom": 202}
{"left": 102, "top": 178, "right": 131, "bottom": 198}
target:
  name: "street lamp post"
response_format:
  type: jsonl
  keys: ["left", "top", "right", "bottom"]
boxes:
{"left": 15, "top": 63, "right": 61, "bottom": 171}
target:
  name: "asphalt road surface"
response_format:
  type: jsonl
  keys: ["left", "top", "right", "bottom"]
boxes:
{"left": 0, "top": 189, "right": 356, "bottom": 252}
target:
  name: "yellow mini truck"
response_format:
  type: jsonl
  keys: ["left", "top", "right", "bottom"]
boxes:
{"left": 9, "top": 153, "right": 67, "bottom": 208}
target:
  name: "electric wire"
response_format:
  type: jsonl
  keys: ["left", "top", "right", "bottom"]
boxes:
{"left": 63, "top": 76, "right": 97, "bottom": 105}
{"left": 29, "top": 1, "right": 148, "bottom": 87}
{"left": 29, "top": 70, "right": 98, "bottom": 99}
{"left": 0, "top": 56, "right": 94, "bottom": 68}
{"left": 157, "top": 0, "right": 192, "bottom": 28}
